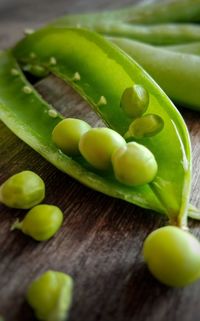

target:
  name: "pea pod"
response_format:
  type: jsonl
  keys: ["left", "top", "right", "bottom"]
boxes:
{"left": 109, "top": 36, "right": 200, "bottom": 110}
{"left": 163, "top": 42, "right": 200, "bottom": 56}
{"left": 0, "top": 28, "right": 192, "bottom": 226}
{"left": 50, "top": 0, "right": 200, "bottom": 27}
{"left": 51, "top": 21, "right": 200, "bottom": 46}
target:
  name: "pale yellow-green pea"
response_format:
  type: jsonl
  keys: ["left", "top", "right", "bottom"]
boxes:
{"left": 143, "top": 226, "right": 200, "bottom": 287}
{"left": 27, "top": 270, "right": 73, "bottom": 321}
{"left": 125, "top": 114, "right": 164, "bottom": 139}
{"left": 79, "top": 127, "right": 126, "bottom": 170}
{"left": 11, "top": 204, "right": 63, "bottom": 241}
{"left": 52, "top": 118, "right": 91, "bottom": 155}
{"left": 0, "top": 171, "right": 45, "bottom": 209}
{"left": 120, "top": 84, "right": 149, "bottom": 118}
{"left": 112, "top": 142, "right": 157, "bottom": 186}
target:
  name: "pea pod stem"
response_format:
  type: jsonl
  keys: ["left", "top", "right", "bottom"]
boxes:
{"left": 10, "top": 219, "right": 23, "bottom": 231}
{"left": 109, "top": 36, "right": 200, "bottom": 110}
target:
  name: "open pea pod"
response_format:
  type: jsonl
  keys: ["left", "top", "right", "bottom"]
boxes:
{"left": 0, "top": 28, "right": 191, "bottom": 226}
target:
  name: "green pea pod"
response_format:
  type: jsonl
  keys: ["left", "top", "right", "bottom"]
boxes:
{"left": 163, "top": 42, "right": 200, "bottom": 56}
{"left": 51, "top": 21, "right": 200, "bottom": 46}
{"left": 0, "top": 28, "right": 192, "bottom": 226}
{"left": 109, "top": 36, "right": 200, "bottom": 110}
{"left": 50, "top": 0, "right": 200, "bottom": 26}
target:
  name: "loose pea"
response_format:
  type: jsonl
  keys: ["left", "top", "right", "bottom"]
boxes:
{"left": 120, "top": 84, "right": 149, "bottom": 118}
{"left": 52, "top": 118, "right": 91, "bottom": 155}
{"left": 112, "top": 142, "right": 157, "bottom": 186}
{"left": 27, "top": 270, "right": 73, "bottom": 321}
{"left": 0, "top": 171, "right": 45, "bottom": 209}
{"left": 11, "top": 204, "right": 63, "bottom": 241}
{"left": 79, "top": 127, "right": 126, "bottom": 170}
{"left": 125, "top": 114, "right": 164, "bottom": 139}
{"left": 143, "top": 226, "right": 200, "bottom": 287}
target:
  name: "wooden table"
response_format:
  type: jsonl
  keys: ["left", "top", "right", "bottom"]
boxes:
{"left": 1, "top": 1, "right": 200, "bottom": 320}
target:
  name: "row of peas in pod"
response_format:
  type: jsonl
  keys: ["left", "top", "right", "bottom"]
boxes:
{"left": 0, "top": 171, "right": 73, "bottom": 321}
{"left": 52, "top": 84, "right": 164, "bottom": 187}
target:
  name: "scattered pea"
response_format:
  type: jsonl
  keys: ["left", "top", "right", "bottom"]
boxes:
{"left": 121, "top": 84, "right": 149, "bottom": 118}
{"left": 11, "top": 204, "right": 63, "bottom": 241}
{"left": 27, "top": 270, "right": 73, "bottom": 321}
{"left": 79, "top": 127, "right": 126, "bottom": 170}
{"left": 112, "top": 142, "right": 157, "bottom": 186}
{"left": 52, "top": 118, "right": 91, "bottom": 155}
{"left": 143, "top": 226, "right": 200, "bottom": 287}
{"left": 0, "top": 171, "right": 45, "bottom": 209}
{"left": 125, "top": 114, "right": 164, "bottom": 139}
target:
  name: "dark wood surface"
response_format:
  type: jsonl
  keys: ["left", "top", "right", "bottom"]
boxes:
{"left": 1, "top": 1, "right": 200, "bottom": 320}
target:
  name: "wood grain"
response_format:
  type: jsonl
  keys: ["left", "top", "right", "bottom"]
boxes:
{"left": 1, "top": 1, "right": 200, "bottom": 321}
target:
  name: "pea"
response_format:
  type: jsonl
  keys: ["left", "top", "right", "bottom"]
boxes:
{"left": 11, "top": 204, "right": 63, "bottom": 241}
{"left": 125, "top": 114, "right": 164, "bottom": 139}
{"left": 79, "top": 127, "right": 126, "bottom": 170}
{"left": 112, "top": 142, "right": 157, "bottom": 186}
{"left": 52, "top": 118, "right": 91, "bottom": 155}
{"left": 0, "top": 171, "right": 45, "bottom": 209}
{"left": 27, "top": 270, "right": 73, "bottom": 321}
{"left": 120, "top": 84, "right": 149, "bottom": 118}
{"left": 143, "top": 226, "right": 200, "bottom": 287}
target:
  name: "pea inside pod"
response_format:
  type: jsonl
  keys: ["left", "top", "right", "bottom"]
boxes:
{"left": 79, "top": 127, "right": 126, "bottom": 170}
{"left": 124, "top": 114, "right": 164, "bottom": 139}
{"left": 120, "top": 84, "right": 149, "bottom": 118}
{"left": 112, "top": 142, "right": 158, "bottom": 186}
{"left": 52, "top": 118, "right": 91, "bottom": 155}
{"left": 27, "top": 270, "right": 73, "bottom": 321}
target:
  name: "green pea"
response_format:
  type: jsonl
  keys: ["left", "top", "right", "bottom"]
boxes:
{"left": 52, "top": 118, "right": 91, "bottom": 155}
{"left": 125, "top": 114, "right": 164, "bottom": 139}
{"left": 0, "top": 171, "right": 45, "bottom": 209}
{"left": 143, "top": 226, "right": 200, "bottom": 287}
{"left": 25, "top": 64, "right": 49, "bottom": 78}
{"left": 120, "top": 84, "right": 149, "bottom": 118}
{"left": 112, "top": 142, "right": 157, "bottom": 186}
{"left": 79, "top": 127, "right": 126, "bottom": 170}
{"left": 27, "top": 270, "right": 73, "bottom": 321}
{"left": 11, "top": 204, "right": 63, "bottom": 241}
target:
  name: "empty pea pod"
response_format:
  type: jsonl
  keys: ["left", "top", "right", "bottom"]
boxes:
{"left": 0, "top": 27, "right": 194, "bottom": 227}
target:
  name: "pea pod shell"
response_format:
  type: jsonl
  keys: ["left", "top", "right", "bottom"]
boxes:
{"left": 1, "top": 28, "right": 192, "bottom": 225}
